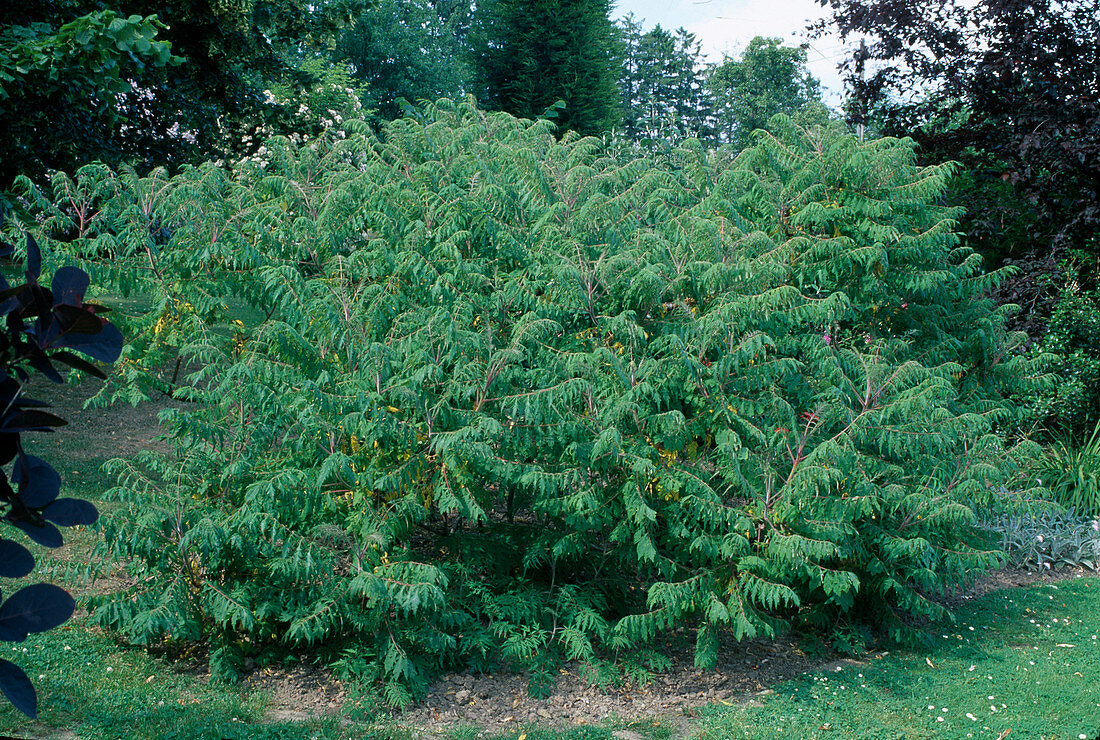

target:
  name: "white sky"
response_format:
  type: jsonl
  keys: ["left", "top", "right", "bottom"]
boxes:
{"left": 611, "top": 0, "right": 851, "bottom": 106}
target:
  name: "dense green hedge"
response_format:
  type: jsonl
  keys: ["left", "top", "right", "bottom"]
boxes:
{"left": 8, "top": 100, "right": 1047, "bottom": 702}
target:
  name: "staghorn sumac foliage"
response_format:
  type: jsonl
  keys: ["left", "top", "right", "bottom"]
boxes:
{"left": 0, "top": 226, "right": 122, "bottom": 718}
{"left": 17, "top": 101, "right": 1047, "bottom": 703}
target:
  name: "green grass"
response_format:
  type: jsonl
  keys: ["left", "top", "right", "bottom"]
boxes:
{"left": 4, "top": 560, "right": 1100, "bottom": 739}
{"left": 691, "top": 576, "right": 1100, "bottom": 740}
{"left": 0, "top": 624, "right": 353, "bottom": 739}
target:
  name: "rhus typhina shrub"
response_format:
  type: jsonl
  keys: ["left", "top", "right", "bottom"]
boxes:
{"left": 24, "top": 101, "right": 1043, "bottom": 702}
{"left": 0, "top": 229, "right": 122, "bottom": 717}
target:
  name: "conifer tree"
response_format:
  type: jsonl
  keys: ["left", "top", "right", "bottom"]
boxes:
{"left": 471, "top": 0, "right": 620, "bottom": 136}
{"left": 615, "top": 20, "right": 713, "bottom": 145}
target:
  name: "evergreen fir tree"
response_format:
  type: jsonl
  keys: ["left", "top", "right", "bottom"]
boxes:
{"left": 615, "top": 19, "right": 713, "bottom": 145}
{"left": 471, "top": 0, "right": 620, "bottom": 136}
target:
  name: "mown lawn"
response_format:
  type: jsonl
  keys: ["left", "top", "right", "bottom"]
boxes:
{"left": 690, "top": 575, "right": 1100, "bottom": 740}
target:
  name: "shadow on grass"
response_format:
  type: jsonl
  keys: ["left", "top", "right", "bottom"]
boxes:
{"left": 0, "top": 625, "right": 401, "bottom": 740}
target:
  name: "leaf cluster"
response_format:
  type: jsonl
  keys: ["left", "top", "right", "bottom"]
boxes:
{"left": 12, "top": 100, "right": 1045, "bottom": 700}
{"left": 0, "top": 10, "right": 179, "bottom": 187}
{"left": 0, "top": 228, "right": 122, "bottom": 717}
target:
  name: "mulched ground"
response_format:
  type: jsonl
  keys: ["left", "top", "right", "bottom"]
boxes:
{"left": 26, "top": 375, "right": 1096, "bottom": 736}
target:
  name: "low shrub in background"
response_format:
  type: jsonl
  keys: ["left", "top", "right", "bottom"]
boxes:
{"left": 1030, "top": 274, "right": 1100, "bottom": 440}
{"left": 1024, "top": 419, "right": 1100, "bottom": 518}
{"left": 8, "top": 101, "right": 1047, "bottom": 703}
{"left": 980, "top": 509, "right": 1100, "bottom": 571}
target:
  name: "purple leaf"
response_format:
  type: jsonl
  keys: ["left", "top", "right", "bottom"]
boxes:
{"left": 6, "top": 519, "right": 62, "bottom": 548}
{"left": 0, "top": 435, "right": 16, "bottom": 465}
{"left": 12, "top": 455, "right": 60, "bottom": 508}
{"left": 0, "top": 658, "right": 36, "bottom": 718}
{"left": 51, "top": 267, "right": 90, "bottom": 307}
{"left": 55, "top": 322, "right": 123, "bottom": 364}
{"left": 28, "top": 354, "right": 63, "bottom": 384}
{"left": 0, "top": 584, "right": 74, "bottom": 642}
{"left": 24, "top": 235, "right": 40, "bottom": 281}
{"left": 0, "top": 295, "right": 17, "bottom": 317}
{"left": 0, "top": 540, "right": 34, "bottom": 578}
{"left": 0, "top": 409, "right": 67, "bottom": 433}
{"left": 50, "top": 350, "right": 107, "bottom": 379}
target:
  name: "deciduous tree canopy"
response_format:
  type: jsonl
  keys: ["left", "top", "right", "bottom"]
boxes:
{"left": 708, "top": 36, "right": 823, "bottom": 148}
{"left": 336, "top": 0, "right": 471, "bottom": 121}
{"left": 814, "top": 0, "right": 1100, "bottom": 264}
{"left": 0, "top": 0, "right": 369, "bottom": 186}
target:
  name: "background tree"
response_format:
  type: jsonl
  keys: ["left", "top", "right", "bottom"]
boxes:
{"left": 615, "top": 19, "right": 712, "bottom": 145}
{"left": 708, "top": 36, "right": 823, "bottom": 148}
{"left": 813, "top": 0, "right": 1100, "bottom": 434}
{"left": 471, "top": 0, "right": 619, "bottom": 136}
{"left": 812, "top": 0, "right": 1099, "bottom": 279}
{"left": 0, "top": 10, "right": 178, "bottom": 191}
{"left": 0, "top": 0, "right": 370, "bottom": 188}
{"left": 336, "top": 0, "right": 472, "bottom": 122}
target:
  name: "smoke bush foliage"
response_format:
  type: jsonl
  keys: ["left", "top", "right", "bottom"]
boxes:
{"left": 0, "top": 230, "right": 122, "bottom": 717}
{"left": 11, "top": 100, "right": 1045, "bottom": 702}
